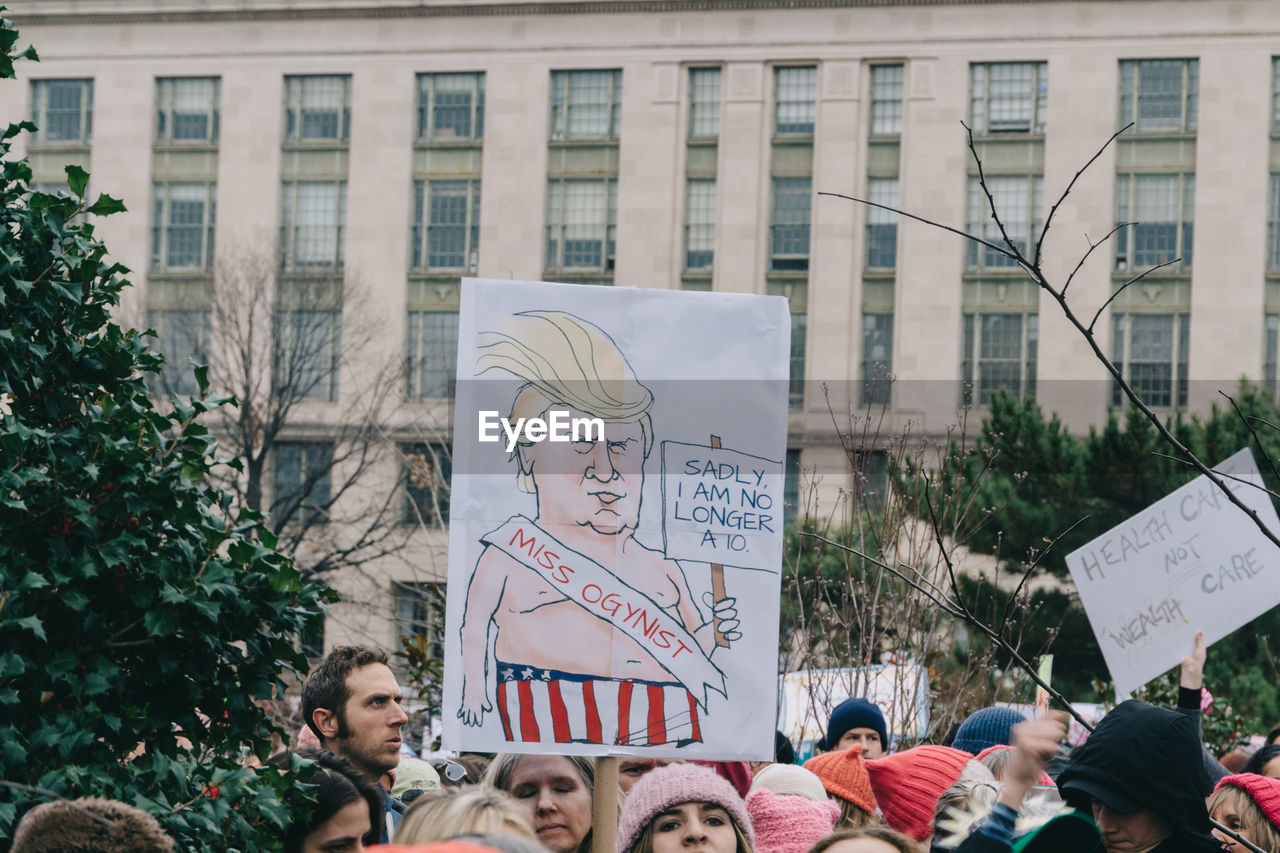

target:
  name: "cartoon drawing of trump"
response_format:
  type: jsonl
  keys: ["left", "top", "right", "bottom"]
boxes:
{"left": 457, "top": 310, "right": 739, "bottom": 747}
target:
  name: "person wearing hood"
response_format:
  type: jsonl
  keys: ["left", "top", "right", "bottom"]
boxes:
{"left": 1057, "top": 699, "right": 1220, "bottom": 853}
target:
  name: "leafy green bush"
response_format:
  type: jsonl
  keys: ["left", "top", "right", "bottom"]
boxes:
{"left": 0, "top": 12, "right": 331, "bottom": 849}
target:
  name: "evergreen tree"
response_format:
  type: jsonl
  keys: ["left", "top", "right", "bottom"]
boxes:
{"left": 0, "top": 14, "right": 331, "bottom": 848}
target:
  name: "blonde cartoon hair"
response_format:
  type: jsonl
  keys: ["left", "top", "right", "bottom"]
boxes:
{"left": 477, "top": 310, "right": 654, "bottom": 493}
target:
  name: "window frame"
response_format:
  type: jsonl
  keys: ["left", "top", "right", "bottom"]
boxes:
{"left": 155, "top": 77, "right": 221, "bottom": 145}
{"left": 280, "top": 180, "right": 348, "bottom": 272}
{"left": 401, "top": 442, "right": 452, "bottom": 527}
{"left": 416, "top": 72, "right": 485, "bottom": 143}
{"left": 151, "top": 181, "right": 217, "bottom": 273}
{"left": 405, "top": 309, "right": 460, "bottom": 401}
{"left": 773, "top": 66, "right": 817, "bottom": 137}
{"left": 688, "top": 66, "right": 722, "bottom": 140}
{"left": 1111, "top": 312, "right": 1190, "bottom": 409}
{"left": 861, "top": 312, "right": 894, "bottom": 406}
{"left": 865, "top": 177, "right": 899, "bottom": 270}
{"left": 411, "top": 178, "right": 481, "bottom": 273}
{"left": 789, "top": 311, "right": 807, "bottom": 409}
{"left": 273, "top": 306, "right": 343, "bottom": 403}
{"left": 969, "top": 61, "right": 1048, "bottom": 136}
{"left": 1268, "top": 173, "right": 1280, "bottom": 271}
{"left": 1114, "top": 172, "right": 1195, "bottom": 273}
{"left": 965, "top": 175, "right": 1044, "bottom": 272}
{"left": 270, "top": 441, "right": 335, "bottom": 527}
{"left": 869, "top": 65, "right": 904, "bottom": 137}
{"left": 30, "top": 78, "right": 94, "bottom": 146}
{"left": 770, "top": 176, "right": 813, "bottom": 273}
{"left": 549, "top": 69, "right": 623, "bottom": 142}
{"left": 282, "top": 74, "right": 353, "bottom": 144}
{"left": 960, "top": 312, "right": 1039, "bottom": 406}
{"left": 1118, "top": 59, "right": 1198, "bottom": 134}
{"left": 147, "top": 308, "right": 211, "bottom": 397}
{"left": 545, "top": 177, "right": 618, "bottom": 274}
{"left": 684, "top": 178, "right": 717, "bottom": 273}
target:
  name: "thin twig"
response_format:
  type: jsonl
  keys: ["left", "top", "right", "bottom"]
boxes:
{"left": 1034, "top": 122, "right": 1133, "bottom": 266}
{"left": 1148, "top": 451, "right": 1280, "bottom": 502}
{"left": 965, "top": 122, "right": 1034, "bottom": 278}
{"left": 1063, "top": 222, "right": 1131, "bottom": 297}
{"left": 818, "top": 192, "right": 1019, "bottom": 265}
{"left": 1222, "top": 390, "right": 1280, "bottom": 489}
{"left": 998, "top": 515, "right": 1089, "bottom": 635}
{"left": 1087, "top": 257, "right": 1181, "bottom": 334}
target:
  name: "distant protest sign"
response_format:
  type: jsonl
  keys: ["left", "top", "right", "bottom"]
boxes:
{"left": 779, "top": 665, "right": 931, "bottom": 760}
{"left": 1065, "top": 448, "right": 1280, "bottom": 696}
{"left": 442, "top": 279, "right": 789, "bottom": 759}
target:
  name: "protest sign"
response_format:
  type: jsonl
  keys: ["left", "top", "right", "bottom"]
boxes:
{"left": 442, "top": 279, "right": 790, "bottom": 759}
{"left": 1065, "top": 448, "right": 1280, "bottom": 696}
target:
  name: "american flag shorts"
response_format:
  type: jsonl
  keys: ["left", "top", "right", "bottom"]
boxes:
{"left": 494, "top": 662, "right": 702, "bottom": 747}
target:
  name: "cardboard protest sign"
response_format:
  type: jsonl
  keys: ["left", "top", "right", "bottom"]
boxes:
{"left": 1065, "top": 448, "right": 1280, "bottom": 696}
{"left": 442, "top": 279, "right": 789, "bottom": 759}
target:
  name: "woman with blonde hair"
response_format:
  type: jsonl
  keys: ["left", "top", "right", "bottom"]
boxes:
{"left": 394, "top": 786, "right": 537, "bottom": 845}
{"left": 485, "top": 753, "right": 596, "bottom": 853}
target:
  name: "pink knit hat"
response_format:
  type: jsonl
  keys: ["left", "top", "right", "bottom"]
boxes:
{"left": 616, "top": 763, "right": 754, "bottom": 853}
{"left": 974, "top": 744, "right": 1055, "bottom": 786}
{"left": 865, "top": 745, "right": 974, "bottom": 841}
{"left": 746, "top": 788, "right": 839, "bottom": 853}
{"left": 1215, "top": 773, "right": 1280, "bottom": 829}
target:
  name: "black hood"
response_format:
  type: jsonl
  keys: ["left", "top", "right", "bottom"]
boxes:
{"left": 1057, "top": 700, "right": 1218, "bottom": 852}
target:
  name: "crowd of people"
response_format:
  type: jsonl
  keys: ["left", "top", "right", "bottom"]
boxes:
{"left": 10, "top": 639, "right": 1280, "bottom": 853}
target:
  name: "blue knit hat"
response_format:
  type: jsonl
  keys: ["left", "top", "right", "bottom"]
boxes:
{"left": 952, "top": 706, "right": 1027, "bottom": 755}
{"left": 823, "top": 697, "right": 888, "bottom": 752}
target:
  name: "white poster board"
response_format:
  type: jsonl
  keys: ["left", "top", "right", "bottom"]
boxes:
{"left": 1065, "top": 448, "right": 1280, "bottom": 696}
{"left": 778, "top": 665, "right": 931, "bottom": 761}
{"left": 442, "top": 279, "right": 790, "bottom": 759}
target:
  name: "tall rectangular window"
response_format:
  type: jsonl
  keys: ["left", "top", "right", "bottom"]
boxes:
{"left": 790, "top": 312, "right": 807, "bottom": 408}
{"left": 1266, "top": 314, "right": 1279, "bottom": 400}
{"left": 31, "top": 79, "right": 93, "bottom": 144}
{"left": 411, "top": 179, "right": 480, "bottom": 272}
{"left": 393, "top": 581, "right": 446, "bottom": 661}
{"left": 784, "top": 449, "right": 801, "bottom": 527}
{"left": 281, "top": 180, "right": 347, "bottom": 270}
{"left": 406, "top": 310, "right": 459, "bottom": 400}
{"left": 271, "top": 442, "right": 333, "bottom": 526}
{"left": 152, "top": 182, "right": 216, "bottom": 271}
{"left": 870, "top": 65, "right": 904, "bottom": 136}
{"left": 549, "top": 70, "right": 622, "bottom": 141}
{"left": 283, "top": 75, "right": 352, "bottom": 143}
{"left": 417, "top": 73, "right": 485, "bottom": 142}
{"left": 970, "top": 62, "right": 1047, "bottom": 135}
{"left": 1118, "top": 59, "right": 1198, "bottom": 133}
{"left": 961, "top": 313, "right": 1038, "bottom": 405}
{"left": 866, "top": 178, "right": 899, "bottom": 269}
{"left": 402, "top": 443, "right": 451, "bottom": 526}
{"left": 966, "top": 176, "right": 1044, "bottom": 270}
{"left": 156, "top": 77, "right": 220, "bottom": 144}
{"left": 1273, "top": 58, "right": 1280, "bottom": 129}
{"left": 147, "top": 308, "right": 210, "bottom": 397}
{"left": 689, "top": 67, "right": 722, "bottom": 139}
{"left": 546, "top": 178, "right": 617, "bottom": 273}
{"left": 1269, "top": 174, "right": 1280, "bottom": 270}
{"left": 684, "top": 179, "right": 716, "bottom": 271}
{"left": 770, "top": 177, "right": 812, "bottom": 272}
{"left": 861, "top": 313, "right": 894, "bottom": 406}
{"left": 1115, "top": 173, "right": 1194, "bottom": 271}
{"left": 1112, "top": 312, "right": 1189, "bottom": 408}
{"left": 774, "top": 66, "right": 817, "bottom": 136}
{"left": 274, "top": 308, "right": 342, "bottom": 402}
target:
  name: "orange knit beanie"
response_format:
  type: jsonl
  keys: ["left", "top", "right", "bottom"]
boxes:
{"left": 802, "top": 745, "right": 877, "bottom": 816}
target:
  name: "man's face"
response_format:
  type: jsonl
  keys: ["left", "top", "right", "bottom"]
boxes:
{"left": 835, "top": 726, "right": 884, "bottom": 759}
{"left": 1092, "top": 801, "right": 1172, "bottom": 853}
{"left": 319, "top": 663, "right": 407, "bottom": 781}
{"left": 522, "top": 411, "right": 645, "bottom": 534}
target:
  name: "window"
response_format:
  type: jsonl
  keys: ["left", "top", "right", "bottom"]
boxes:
{"left": 1269, "top": 174, "right": 1280, "bottom": 270}
{"left": 1115, "top": 173, "right": 1194, "bottom": 271}
{"left": 870, "top": 65, "right": 904, "bottom": 136}
{"left": 393, "top": 581, "right": 446, "bottom": 660}
{"left": 866, "top": 178, "right": 899, "bottom": 269}
{"left": 970, "top": 62, "right": 1047, "bottom": 135}
{"left": 31, "top": 79, "right": 93, "bottom": 144}
{"left": 549, "top": 70, "right": 622, "bottom": 141}
{"left": 784, "top": 449, "right": 801, "bottom": 527}
{"left": 1112, "top": 313, "right": 1189, "bottom": 409}
{"left": 961, "top": 313, "right": 1038, "bottom": 405}
{"left": 280, "top": 181, "right": 347, "bottom": 270}
{"left": 283, "top": 75, "right": 352, "bottom": 142}
{"left": 771, "top": 177, "right": 812, "bottom": 272}
{"left": 271, "top": 442, "right": 333, "bottom": 526}
{"left": 406, "top": 310, "right": 459, "bottom": 399}
{"left": 861, "top": 313, "right": 893, "bottom": 406}
{"left": 417, "top": 73, "right": 484, "bottom": 142}
{"left": 412, "top": 179, "right": 480, "bottom": 272}
{"left": 147, "top": 309, "right": 210, "bottom": 397}
{"left": 684, "top": 179, "right": 716, "bottom": 271}
{"left": 1267, "top": 315, "right": 1279, "bottom": 400}
{"left": 546, "top": 178, "right": 617, "bottom": 273}
{"left": 1273, "top": 58, "right": 1280, "bottom": 129}
{"left": 1119, "top": 59, "right": 1198, "bottom": 133}
{"left": 152, "top": 182, "right": 216, "bottom": 271}
{"left": 402, "top": 442, "right": 451, "bottom": 526}
{"left": 274, "top": 308, "right": 342, "bottom": 401}
{"left": 790, "top": 312, "right": 806, "bottom": 408}
{"left": 774, "top": 66, "right": 817, "bottom": 136}
{"left": 966, "top": 176, "right": 1044, "bottom": 270}
{"left": 156, "top": 77, "right": 220, "bottom": 144}
{"left": 689, "top": 67, "right": 721, "bottom": 139}
{"left": 299, "top": 616, "right": 325, "bottom": 660}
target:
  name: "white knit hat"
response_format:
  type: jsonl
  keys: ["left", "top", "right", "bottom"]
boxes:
{"left": 748, "top": 763, "right": 829, "bottom": 802}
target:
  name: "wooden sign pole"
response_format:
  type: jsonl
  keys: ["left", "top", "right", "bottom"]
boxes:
{"left": 592, "top": 756, "right": 619, "bottom": 853}
{"left": 709, "top": 435, "right": 729, "bottom": 648}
